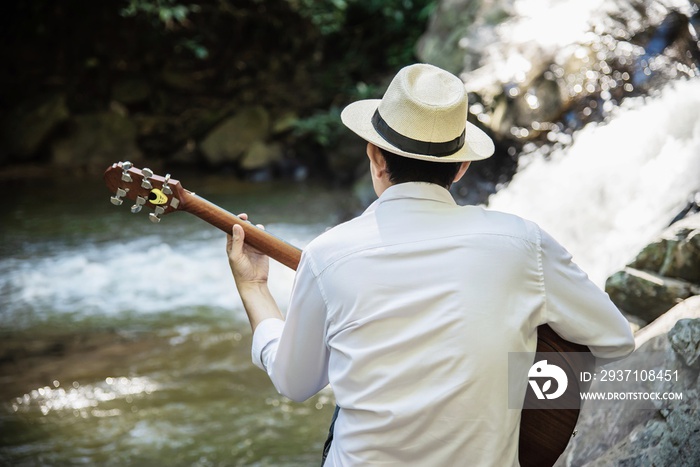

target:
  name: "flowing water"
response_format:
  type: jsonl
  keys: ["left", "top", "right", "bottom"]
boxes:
{"left": 489, "top": 77, "right": 700, "bottom": 285}
{"left": 0, "top": 178, "right": 347, "bottom": 466}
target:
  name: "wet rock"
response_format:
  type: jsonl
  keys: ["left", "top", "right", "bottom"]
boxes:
{"left": 668, "top": 318, "right": 700, "bottom": 367}
{"left": 240, "top": 141, "right": 283, "bottom": 170}
{"left": 271, "top": 110, "right": 298, "bottom": 135}
{"left": 630, "top": 213, "right": 700, "bottom": 284}
{"left": 424, "top": 1, "right": 700, "bottom": 144}
{"left": 634, "top": 295, "right": 700, "bottom": 348}
{"left": 200, "top": 106, "right": 270, "bottom": 166}
{"left": 605, "top": 268, "right": 700, "bottom": 323}
{"left": 1, "top": 93, "right": 70, "bottom": 162}
{"left": 50, "top": 112, "right": 142, "bottom": 169}
{"left": 111, "top": 78, "right": 151, "bottom": 106}
{"left": 555, "top": 297, "right": 700, "bottom": 466}
{"left": 160, "top": 69, "right": 206, "bottom": 93}
{"left": 605, "top": 213, "right": 700, "bottom": 324}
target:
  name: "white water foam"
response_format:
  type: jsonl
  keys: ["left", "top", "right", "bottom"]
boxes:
{"left": 0, "top": 224, "right": 321, "bottom": 327}
{"left": 488, "top": 77, "right": 700, "bottom": 286}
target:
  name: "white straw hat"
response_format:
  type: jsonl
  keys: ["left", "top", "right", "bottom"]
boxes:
{"left": 341, "top": 63, "right": 494, "bottom": 162}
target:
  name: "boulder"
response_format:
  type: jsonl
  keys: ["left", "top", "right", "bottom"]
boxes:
{"left": 635, "top": 295, "right": 700, "bottom": 349}
{"left": 555, "top": 296, "right": 700, "bottom": 466}
{"left": 239, "top": 141, "right": 283, "bottom": 171}
{"left": 50, "top": 112, "right": 142, "bottom": 169}
{"left": 630, "top": 213, "right": 700, "bottom": 284}
{"left": 605, "top": 213, "right": 700, "bottom": 324}
{"left": 668, "top": 318, "right": 700, "bottom": 367}
{"left": 605, "top": 268, "right": 700, "bottom": 323}
{"left": 1, "top": 93, "right": 70, "bottom": 162}
{"left": 424, "top": 2, "right": 700, "bottom": 143}
{"left": 200, "top": 106, "right": 270, "bottom": 166}
{"left": 111, "top": 78, "right": 151, "bottom": 106}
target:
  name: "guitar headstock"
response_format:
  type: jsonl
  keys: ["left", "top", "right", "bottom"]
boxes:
{"left": 104, "top": 161, "right": 184, "bottom": 223}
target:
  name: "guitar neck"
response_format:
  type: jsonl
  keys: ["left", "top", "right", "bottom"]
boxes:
{"left": 178, "top": 189, "right": 302, "bottom": 270}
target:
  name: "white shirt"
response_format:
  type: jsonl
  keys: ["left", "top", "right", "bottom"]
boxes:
{"left": 251, "top": 182, "right": 634, "bottom": 466}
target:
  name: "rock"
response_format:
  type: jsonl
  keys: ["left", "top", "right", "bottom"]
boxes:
{"left": 160, "top": 69, "right": 206, "bottom": 93}
{"left": 416, "top": 0, "right": 510, "bottom": 74}
{"left": 200, "top": 106, "right": 270, "bottom": 166}
{"left": 434, "top": 3, "right": 700, "bottom": 144}
{"left": 239, "top": 141, "right": 283, "bottom": 170}
{"left": 50, "top": 112, "right": 142, "bottom": 169}
{"left": 555, "top": 297, "right": 700, "bottom": 466}
{"left": 271, "top": 110, "right": 298, "bottom": 135}
{"left": 0, "top": 94, "right": 70, "bottom": 162}
{"left": 607, "top": 214, "right": 700, "bottom": 324}
{"left": 630, "top": 213, "right": 700, "bottom": 284}
{"left": 510, "top": 75, "right": 563, "bottom": 128}
{"left": 111, "top": 78, "right": 151, "bottom": 106}
{"left": 170, "top": 139, "right": 197, "bottom": 165}
{"left": 326, "top": 130, "right": 366, "bottom": 184}
{"left": 635, "top": 296, "right": 700, "bottom": 349}
{"left": 668, "top": 318, "right": 700, "bottom": 367}
{"left": 605, "top": 268, "right": 700, "bottom": 323}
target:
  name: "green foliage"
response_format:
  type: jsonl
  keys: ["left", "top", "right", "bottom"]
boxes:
{"left": 288, "top": 0, "right": 437, "bottom": 147}
{"left": 120, "top": 0, "right": 208, "bottom": 59}
{"left": 291, "top": 82, "right": 383, "bottom": 148}
{"left": 120, "top": 0, "right": 201, "bottom": 27}
{"left": 287, "top": 0, "right": 349, "bottom": 35}
{"left": 288, "top": 0, "right": 437, "bottom": 68}
{"left": 292, "top": 107, "right": 343, "bottom": 148}
{"left": 177, "top": 37, "right": 209, "bottom": 59}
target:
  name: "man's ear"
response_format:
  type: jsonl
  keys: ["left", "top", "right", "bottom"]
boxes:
{"left": 453, "top": 161, "right": 471, "bottom": 183}
{"left": 366, "top": 143, "right": 387, "bottom": 175}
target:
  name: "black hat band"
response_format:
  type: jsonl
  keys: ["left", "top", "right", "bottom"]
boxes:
{"left": 371, "top": 109, "right": 465, "bottom": 157}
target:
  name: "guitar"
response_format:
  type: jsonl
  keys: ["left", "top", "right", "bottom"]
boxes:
{"left": 104, "top": 161, "right": 594, "bottom": 467}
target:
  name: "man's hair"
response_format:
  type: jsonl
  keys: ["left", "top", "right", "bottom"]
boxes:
{"left": 379, "top": 147, "right": 462, "bottom": 188}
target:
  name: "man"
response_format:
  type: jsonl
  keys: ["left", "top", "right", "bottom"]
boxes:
{"left": 226, "top": 63, "right": 635, "bottom": 466}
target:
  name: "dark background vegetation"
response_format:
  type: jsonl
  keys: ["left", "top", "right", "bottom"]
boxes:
{"left": 1, "top": 0, "right": 437, "bottom": 180}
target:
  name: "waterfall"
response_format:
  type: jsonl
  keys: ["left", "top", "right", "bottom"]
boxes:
{"left": 487, "top": 77, "right": 700, "bottom": 286}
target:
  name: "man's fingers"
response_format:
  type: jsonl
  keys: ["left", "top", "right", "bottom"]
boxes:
{"left": 226, "top": 233, "right": 233, "bottom": 253}
{"left": 237, "top": 213, "right": 264, "bottom": 231}
{"left": 230, "top": 224, "right": 246, "bottom": 257}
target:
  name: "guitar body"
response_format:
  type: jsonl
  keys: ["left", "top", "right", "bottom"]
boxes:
{"left": 520, "top": 325, "right": 594, "bottom": 467}
{"left": 104, "top": 162, "right": 594, "bottom": 467}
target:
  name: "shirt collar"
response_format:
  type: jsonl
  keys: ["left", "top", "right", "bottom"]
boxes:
{"left": 365, "top": 182, "right": 457, "bottom": 213}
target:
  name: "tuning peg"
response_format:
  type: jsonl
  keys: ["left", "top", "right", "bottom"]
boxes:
{"left": 110, "top": 188, "right": 128, "bottom": 206}
{"left": 120, "top": 161, "right": 133, "bottom": 182}
{"left": 141, "top": 168, "right": 154, "bottom": 190}
{"left": 131, "top": 195, "right": 147, "bottom": 213}
{"left": 162, "top": 174, "right": 172, "bottom": 195}
{"left": 149, "top": 206, "right": 165, "bottom": 223}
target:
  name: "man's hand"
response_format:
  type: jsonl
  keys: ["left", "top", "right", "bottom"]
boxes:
{"left": 226, "top": 213, "right": 282, "bottom": 332}
{"left": 226, "top": 213, "right": 270, "bottom": 287}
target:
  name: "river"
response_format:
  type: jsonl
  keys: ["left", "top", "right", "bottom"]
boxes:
{"left": 0, "top": 178, "right": 348, "bottom": 466}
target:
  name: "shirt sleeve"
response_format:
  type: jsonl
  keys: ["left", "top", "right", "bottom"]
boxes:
{"left": 540, "top": 227, "right": 635, "bottom": 360}
{"left": 251, "top": 318, "right": 285, "bottom": 371}
{"left": 250, "top": 250, "right": 330, "bottom": 402}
